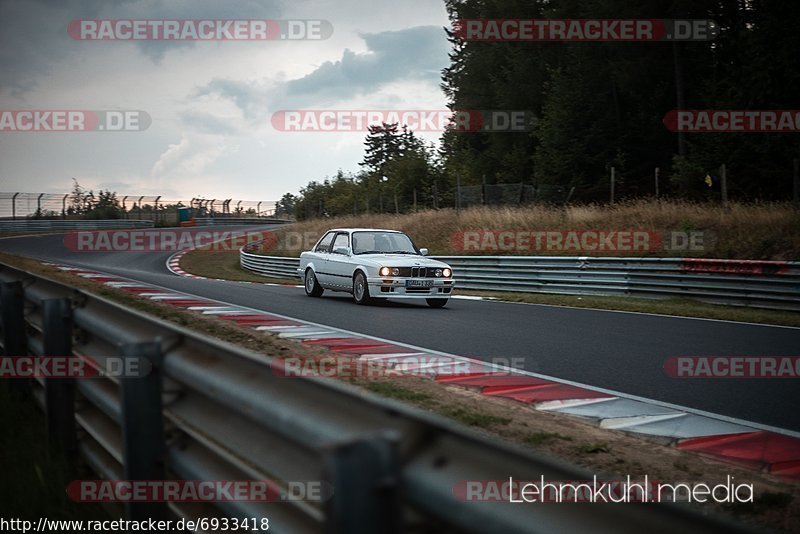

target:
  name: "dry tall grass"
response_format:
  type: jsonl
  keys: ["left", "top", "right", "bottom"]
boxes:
{"left": 262, "top": 200, "right": 799, "bottom": 259}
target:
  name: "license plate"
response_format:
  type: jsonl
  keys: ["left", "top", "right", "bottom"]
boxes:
{"left": 406, "top": 279, "right": 433, "bottom": 288}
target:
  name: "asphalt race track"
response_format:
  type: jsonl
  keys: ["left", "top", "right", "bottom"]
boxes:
{"left": 2, "top": 227, "right": 799, "bottom": 432}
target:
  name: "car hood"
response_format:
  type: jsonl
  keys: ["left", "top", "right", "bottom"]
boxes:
{"left": 353, "top": 254, "right": 451, "bottom": 268}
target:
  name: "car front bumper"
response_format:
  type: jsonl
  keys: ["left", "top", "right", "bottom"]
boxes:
{"left": 366, "top": 276, "right": 455, "bottom": 299}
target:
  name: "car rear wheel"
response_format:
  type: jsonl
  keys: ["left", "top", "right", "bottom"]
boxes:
{"left": 353, "top": 271, "right": 371, "bottom": 305}
{"left": 305, "top": 269, "right": 324, "bottom": 297}
{"left": 426, "top": 298, "right": 448, "bottom": 308}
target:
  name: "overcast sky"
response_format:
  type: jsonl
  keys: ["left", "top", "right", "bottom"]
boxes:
{"left": 0, "top": 0, "right": 451, "bottom": 201}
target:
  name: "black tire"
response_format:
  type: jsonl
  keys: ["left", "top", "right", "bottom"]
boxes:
{"left": 352, "top": 271, "right": 372, "bottom": 305}
{"left": 304, "top": 269, "right": 324, "bottom": 297}
{"left": 426, "top": 298, "right": 448, "bottom": 308}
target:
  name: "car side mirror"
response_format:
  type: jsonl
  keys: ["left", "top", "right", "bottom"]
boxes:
{"left": 334, "top": 246, "right": 350, "bottom": 255}
{"left": 419, "top": 248, "right": 428, "bottom": 256}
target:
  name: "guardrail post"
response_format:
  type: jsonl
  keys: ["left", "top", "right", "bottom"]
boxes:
{"left": 119, "top": 341, "right": 168, "bottom": 521}
{"left": 1, "top": 281, "right": 28, "bottom": 396}
{"left": 11, "top": 192, "right": 19, "bottom": 219}
{"left": 41, "top": 298, "right": 77, "bottom": 454}
{"left": 323, "top": 432, "right": 400, "bottom": 534}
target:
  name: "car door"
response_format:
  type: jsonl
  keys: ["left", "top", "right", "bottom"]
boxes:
{"left": 324, "top": 231, "right": 353, "bottom": 289}
{"left": 311, "top": 231, "right": 336, "bottom": 287}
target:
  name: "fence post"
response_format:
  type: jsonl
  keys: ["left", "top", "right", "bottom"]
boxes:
{"left": 119, "top": 341, "right": 168, "bottom": 520}
{"left": 720, "top": 164, "right": 728, "bottom": 205}
{"left": 1, "top": 281, "right": 28, "bottom": 396}
{"left": 610, "top": 167, "right": 615, "bottom": 204}
{"left": 323, "top": 432, "right": 400, "bottom": 534}
{"left": 455, "top": 177, "right": 460, "bottom": 215}
{"left": 41, "top": 298, "right": 77, "bottom": 454}
{"left": 654, "top": 167, "right": 660, "bottom": 198}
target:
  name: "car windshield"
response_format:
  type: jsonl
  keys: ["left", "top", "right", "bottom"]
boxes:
{"left": 352, "top": 231, "right": 417, "bottom": 255}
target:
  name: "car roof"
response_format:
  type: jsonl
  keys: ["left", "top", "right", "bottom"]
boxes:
{"left": 324, "top": 228, "right": 404, "bottom": 233}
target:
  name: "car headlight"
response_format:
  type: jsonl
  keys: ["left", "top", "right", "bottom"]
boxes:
{"left": 392, "top": 267, "right": 400, "bottom": 276}
{"left": 435, "top": 268, "right": 442, "bottom": 277}
{"left": 379, "top": 266, "right": 391, "bottom": 276}
{"left": 443, "top": 268, "right": 452, "bottom": 278}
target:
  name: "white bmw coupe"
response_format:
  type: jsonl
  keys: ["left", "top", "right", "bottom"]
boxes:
{"left": 298, "top": 228, "right": 455, "bottom": 307}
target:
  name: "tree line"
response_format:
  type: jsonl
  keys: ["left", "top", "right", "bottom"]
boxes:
{"left": 279, "top": 0, "right": 800, "bottom": 220}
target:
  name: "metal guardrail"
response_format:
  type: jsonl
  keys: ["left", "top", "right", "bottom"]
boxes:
{"left": 239, "top": 249, "right": 800, "bottom": 311}
{"left": 0, "top": 262, "right": 740, "bottom": 533}
{"left": 193, "top": 217, "right": 291, "bottom": 226}
{"left": 0, "top": 219, "right": 155, "bottom": 232}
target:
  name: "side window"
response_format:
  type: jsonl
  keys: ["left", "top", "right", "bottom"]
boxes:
{"left": 315, "top": 232, "right": 335, "bottom": 253}
{"left": 332, "top": 233, "right": 349, "bottom": 253}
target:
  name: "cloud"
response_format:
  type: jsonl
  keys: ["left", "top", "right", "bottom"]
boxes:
{"left": 0, "top": 0, "right": 284, "bottom": 94}
{"left": 150, "top": 135, "right": 238, "bottom": 179}
{"left": 194, "top": 25, "right": 449, "bottom": 114}
{"left": 285, "top": 26, "right": 448, "bottom": 99}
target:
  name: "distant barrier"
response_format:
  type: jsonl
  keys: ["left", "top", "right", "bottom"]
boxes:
{"left": 0, "top": 219, "right": 154, "bottom": 232}
{"left": 193, "top": 217, "right": 291, "bottom": 226}
{"left": 240, "top": 248, "right": 800, "bottom": 311}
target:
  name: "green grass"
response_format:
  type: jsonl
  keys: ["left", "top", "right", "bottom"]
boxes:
{"left": 362, "top": 381, "right": 435, "bottom": 405}
{"left": 179, "top": 249, "right": 299, "bottom": 285}
{"left": 525, "top": 431, "right": 573, "bottom": 446}
{"left": 437, "top": 407, "right": 512, "bottom": 428}
{"left": 577, "top": 442, "right": 611, "bottom": 454}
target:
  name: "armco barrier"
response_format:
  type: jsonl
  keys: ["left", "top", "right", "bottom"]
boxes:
{"left": 239, "top": 248, "right": 800, "bottom": 311}
{"left": 193, "top": 217, "right": 291, "bottom": 226}
{"left": 0, "top": 219, "right": 154, "bottom": 232}
{"left": 0, "top": 261, "right": 743, "bottom": 532}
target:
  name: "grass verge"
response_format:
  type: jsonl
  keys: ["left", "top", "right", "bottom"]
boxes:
{"left": 254, "top": 200, "right": 800, "bottom": 260}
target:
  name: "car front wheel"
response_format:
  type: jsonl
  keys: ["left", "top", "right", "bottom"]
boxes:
{"left": 305, "top": 269, "right": 324, "bottom": 297}
{"left": 353, "top": 271, "right": 371, "bottom": 305}
{"left": 426, "top": 298, "right": 448, "bottom": 308}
